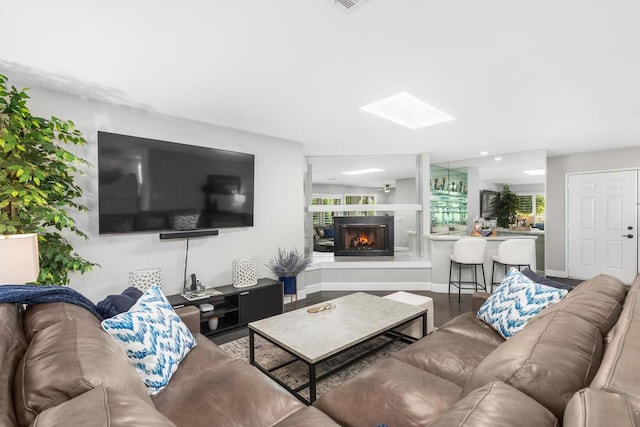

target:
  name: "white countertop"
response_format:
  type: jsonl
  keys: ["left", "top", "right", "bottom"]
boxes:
{"left": 496, "top": 228, "right": 545, "bottom": 235}
{"left": 426, "top": 234, "right": 538, "bottom": 241}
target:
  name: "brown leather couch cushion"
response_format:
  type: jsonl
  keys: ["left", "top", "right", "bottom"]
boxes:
{"left": 564, "top": 388, "right": 640, "bottom": 427}
{"left": 174, "top": 305, "right": 201, "bottom": 334}
{"left": 617, "top": 276, "right": 640, "bottom": 321}
{"left": 464, "top": 311, "right": 603, "bottom": 419}
{"left": 393, "top": 329, "right": 499, "bottom": 386}
{"left": 568, "top": 274, "right": 627, "bottom": 304}
{"left": 23, "top": 302, "right": 101, "bottom": 341}
{"left": 314, "top": 358, "right": 462, "bottom": 427}
{"left": 532, "top": 292, "right": 622, "bottom": 335}
{"left": 428, "top": 381, "right": 558, "bottom": 427}
{"left": 31, "top": 385, "right": 176, "bottom": 427}
{"left": 0, "top": 304, "right": 27, "bottom": 427}
{"left": 166, "top": 334, "right": 233, "bottom": 386}
{"left": 274, "top": 406, "right": 341, "bottom": 427}
{"left": 14, "top": 319, "right": 152, "bottom": 426}
{"left": 590, "top": 298, "right": 640, "bottom": 400}
{"left": 605, "top": 278, "right": 639, "bottom": 344}
{"left": 471, "top": 292, "right": 491, "bottom": 312}
{"left": 152, "top": 359, "right": 305, "bottom": 427}
{"left": 436, "top": 311, "right": 505, "bottom": 347}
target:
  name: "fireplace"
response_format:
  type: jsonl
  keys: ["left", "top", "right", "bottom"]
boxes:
{"left": 333, "top": 216, "right": 394, "bottom": 256}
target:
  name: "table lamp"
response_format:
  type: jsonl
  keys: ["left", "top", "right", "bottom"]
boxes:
{"left": 0, "top": 233, "right": 40, "bottom": 284}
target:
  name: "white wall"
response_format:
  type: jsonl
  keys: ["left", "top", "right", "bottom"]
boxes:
{"left": 546, "top": 146, "right": 640, "bottom": 275}
{"left": 312, "top": 183, "right": 386, "bottom": 200}
{"left": 393, "top": 178, "right": 417, "bottom": 248}
{"left": 26, "top": 88, "right": 305, "bottom": 302}
{"left": 510, "top": 183, "right": 544, "bottom": 193}
{"left": 466, "top": 167, "right": 480, "bottom": 234}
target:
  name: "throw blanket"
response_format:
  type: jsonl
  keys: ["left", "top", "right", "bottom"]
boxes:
{"left": 0, "top": 285, "right": 104, "bottom": 321}
{"left": 96, "top": 287, "right": 143, "bottom": 319}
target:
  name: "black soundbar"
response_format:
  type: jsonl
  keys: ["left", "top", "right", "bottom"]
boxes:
{"left": 159, "top": 229, "right": 219, "bottom": 240}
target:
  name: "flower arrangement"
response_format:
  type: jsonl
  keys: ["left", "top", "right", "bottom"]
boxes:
{"left": 266, "top": 248, "right": 311, "bottom": 278}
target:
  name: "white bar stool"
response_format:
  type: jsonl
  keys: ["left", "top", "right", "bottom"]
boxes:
{"left": 449, "top": 238, "right": 487, "bottom": 302}
{"left": 490, "top": 239, "right": 535, "bottom": 291}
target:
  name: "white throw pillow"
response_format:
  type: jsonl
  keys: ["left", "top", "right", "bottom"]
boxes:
{"left": 477, "top": 268, "right": 567, "bottom": 339}
{"left": 101, "top": 286, "right": 197, "bottom": 395}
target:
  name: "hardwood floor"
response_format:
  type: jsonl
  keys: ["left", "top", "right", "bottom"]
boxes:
{"left": 210, "top": 290, "right": 473, "bottom": 345}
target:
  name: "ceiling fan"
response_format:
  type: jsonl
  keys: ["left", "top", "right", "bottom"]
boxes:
{"left": 334, "top": 0, "right": 364, "bottom": 10}
{"left": 377, "top": 184, "right": 392, "bottom": 193}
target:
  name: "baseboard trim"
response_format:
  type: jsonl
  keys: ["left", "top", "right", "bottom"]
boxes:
{"left": 303, "top": 281, "right": 480, "bottom": 295}
{"left": 304, "top": 283, "right": 324, "bottom": 295}
{"left": 430, "top": 282, "right": 488, "bottom": 294}
{"left": 306, "top": 282, "right": 430, "bottom": 293}
{"left": 283, "top": 289, "right": 307, "bottom": 303}
{"left": 546, "top": 269, "right": 568, "bottom": 278}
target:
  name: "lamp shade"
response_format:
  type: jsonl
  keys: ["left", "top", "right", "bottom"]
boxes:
{"left": 0, "top": 234, "right": 40, "bottom": 284}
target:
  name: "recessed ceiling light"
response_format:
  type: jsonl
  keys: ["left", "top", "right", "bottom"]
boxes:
{"left": 360, "top": 92, "right": 454, "bottom": 130}
{"left": 494, "top": 157, "right": 502, "bottom": 161}
{"left": 480, "top": 151, "right": 488, "bottom": 156}
{"left": 523, "top": 169, "right": 546, "bottom": 176}
{"left": 342, "top": 168, "right": 385, "bottom": 175}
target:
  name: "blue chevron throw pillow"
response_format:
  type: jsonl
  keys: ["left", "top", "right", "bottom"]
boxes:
{"left": 477, "top": 268, "right": 567, "bottom": 339}
{"left": 101, "top": 286, "right": 197, "bottom": 395}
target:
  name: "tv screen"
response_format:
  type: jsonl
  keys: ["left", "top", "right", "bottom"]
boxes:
{"left": 97, "top": 131, "right": 254, "bottom": 235}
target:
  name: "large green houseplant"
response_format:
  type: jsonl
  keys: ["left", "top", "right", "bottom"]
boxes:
{"left": 494, "top": 184, "right": 519, "bottom": 228}
{"left": 0, "top": 73, "right": 96, "bottom": 285}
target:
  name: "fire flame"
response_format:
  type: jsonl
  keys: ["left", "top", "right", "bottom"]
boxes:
{"left": 355, "top": 232, "right": 370, "bottom": 245}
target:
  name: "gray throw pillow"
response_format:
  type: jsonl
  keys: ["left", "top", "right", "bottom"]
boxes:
{"left": 521, "top": 268, "right": 574, "bottom": 291}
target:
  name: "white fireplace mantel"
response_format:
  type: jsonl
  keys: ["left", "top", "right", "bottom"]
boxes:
{"left": 307, "top": 203, "right": 422, "bottom": 212}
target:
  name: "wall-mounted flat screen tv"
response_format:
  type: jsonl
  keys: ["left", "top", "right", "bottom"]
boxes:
{"left": 98, "top": 131, "right": 254, "bottom": 235}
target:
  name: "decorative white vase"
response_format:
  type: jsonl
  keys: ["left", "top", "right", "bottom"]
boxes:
{"left": 129, "top": 268, "right": 163, "bottom": 291}
{"left": 208, "top": 316, "right": 219, "bottom": 330}
{"left": 232, "top": 257, "right": 257, "bottom": 288}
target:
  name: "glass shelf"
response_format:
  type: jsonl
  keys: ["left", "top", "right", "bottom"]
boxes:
{"left": 430, "top": 165, "right": 468, "bottom": 233}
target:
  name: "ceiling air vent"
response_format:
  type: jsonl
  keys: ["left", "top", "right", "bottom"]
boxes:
{"left": 335, "top": 0, "right": 362, "bottom": 10}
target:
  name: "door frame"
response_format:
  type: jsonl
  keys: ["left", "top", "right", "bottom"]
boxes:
{"left": 565, "top": 167, "right": 640, "bottom": 282}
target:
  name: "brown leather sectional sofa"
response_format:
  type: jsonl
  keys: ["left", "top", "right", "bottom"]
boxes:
{"left": 0, "top": 301, "right": 338, "bottom": 426}
{"left": 314, "top": 273, "right": 640, "bottom": 426}
{"left": 1, "top": 273, "right": 639, "bottom": 426}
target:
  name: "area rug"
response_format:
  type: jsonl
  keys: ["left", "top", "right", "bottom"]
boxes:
{"left": 219, "top": 335, "right": 408, "bottom": 401}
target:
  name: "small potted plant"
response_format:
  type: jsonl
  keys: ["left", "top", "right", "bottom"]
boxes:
{"left": 266, "top": 248, "right": 311, "bottom": 296}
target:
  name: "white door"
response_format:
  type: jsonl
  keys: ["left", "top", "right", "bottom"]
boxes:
{"left": 567, "top": 170, "right": 638, "bottom": 283}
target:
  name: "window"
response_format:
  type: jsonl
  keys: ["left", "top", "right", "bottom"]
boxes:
{"left": 344, "top": 194, "right": 376, "bottom": 217}
{"left": 515, "top": 193, "right": 545, "bottom": 225}
{"left": 535, "top": 194, "right": 545, "bottom": 223}
{"left": 311, "top": 195, "right": 343, "bottom": 226}
{"left": 516, "top": 195, "right": 533, "bottom": 215}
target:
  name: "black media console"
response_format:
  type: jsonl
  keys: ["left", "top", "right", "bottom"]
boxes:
{"left": 167, "top": 278, "right": 283, "bottom": 337}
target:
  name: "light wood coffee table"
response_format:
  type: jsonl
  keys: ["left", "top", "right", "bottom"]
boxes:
{"left": 248, "top": 292, "right": 428, "bottom": 403}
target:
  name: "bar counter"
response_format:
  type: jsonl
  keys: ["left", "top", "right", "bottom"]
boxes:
{"left": 426, "top": 233, "right": 540, "bottom": 291}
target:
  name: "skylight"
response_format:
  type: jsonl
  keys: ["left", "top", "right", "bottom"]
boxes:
{"left": 523, "top": 169, "right": 546, "bottom": 176}
{"left": 342, "top": 168, "right": 385, "bottom": 175}
{"left": 360, "top": 92, "right": 454, "bottom": 129}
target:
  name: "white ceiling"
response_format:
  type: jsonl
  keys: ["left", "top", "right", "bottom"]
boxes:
{"left": 443, "top": 150, "right": 546, "bottom": 186}
{"left": 1, "top": 1, "right": 639, "bottom": 164}
{"left": 310, "top": 155, "right": 417, "bottom": 188}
